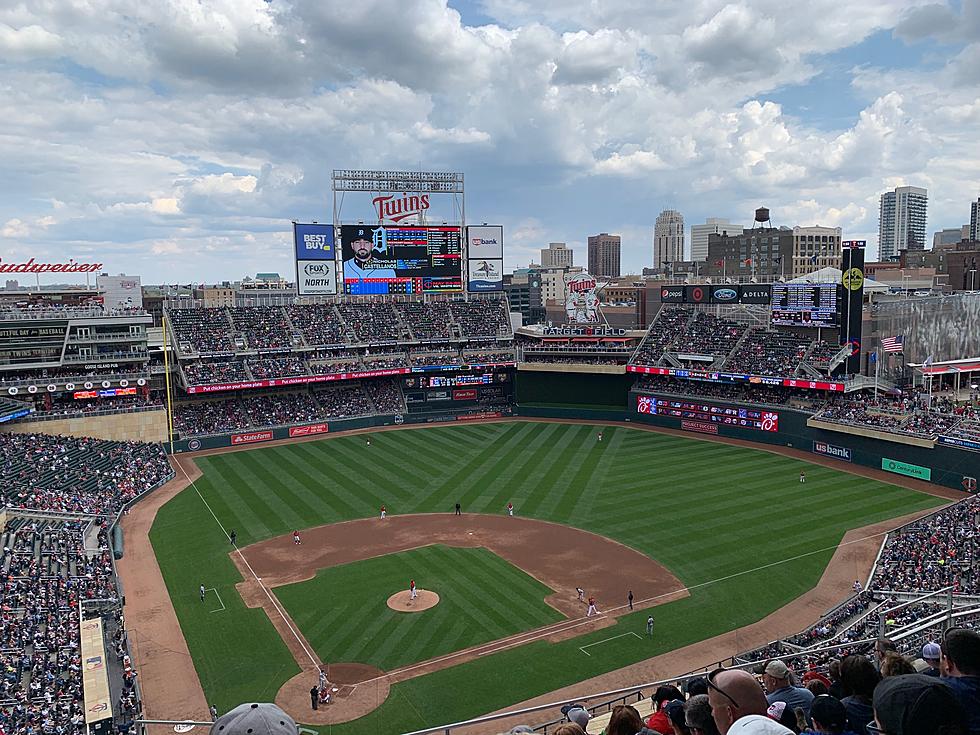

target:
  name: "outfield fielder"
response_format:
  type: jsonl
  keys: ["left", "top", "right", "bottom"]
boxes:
{"left": 293, "top": 530, "right": 301, "bottom": 545}
{"left": 199, "top": 584, "right": 206, "bottom": 602}
{"left": 380, "top": 504, "right": 386, "bottom": 519}
{"left": 507, "top": 502, "right": 514, "bottom": 516}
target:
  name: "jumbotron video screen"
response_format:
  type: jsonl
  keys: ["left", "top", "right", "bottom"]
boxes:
{"left": 340, "top": 224, "right": 463, "bottom": 295}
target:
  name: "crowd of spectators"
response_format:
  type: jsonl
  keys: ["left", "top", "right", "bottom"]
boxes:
{"left": 246, "top": 357, "right": 308, "bottom": 379}
{"left": 870, "top": 496, "right": 979, "bottom": 594}
{"left": 1, "top": 433, "right": 173, "bottom": 514}
{"left": 725, "top": 330, "right": 810, "bottom": 376}
{"left": 183, "top": 360, "right": 250, "bottom": 386}
{"left": 671, "top": 312, "right": 747, "bottom": 357}
{"left": 361, "top": 350, "right": 408, "bottom": 370}
{"left": 0, "top": 365, "right": 150, "bottom": 387}
{"left": 816, "top": 393, "right": 974, "bottom": 439}
{"left": 448, "top": 299, "right": 509, "bottom": 338}
{"left": 633, "top": 375, "right": 799, "bottom": 406}
{"left": 336, "top": 303, "right": 403, "bottom": 343}
{"left": 632, "top": 307, "right": 691, "bottom": 364}
{"left": 807, "top": 340, "right": 844, "bottom": 371}
{"left": 173, "top": 381, "right": 406, "bottom": 435}
{"left": 464, "top": 349, "right": 517, "bottom": 364}
{"left": 169, "top": 308, "right": 234, "bottom": 353}
{"left": 285, "top": 304, "right": 349, "bottom": 347}
{"left": 24, "top": 393, "right": 162, "bottom": 420}
{"left": 0, "top": 520, "right": 119, "bottom": 734}
{"left": 398, "top": 301, "right": 454, "bottom": 340}
{"left": 229, "top": 307, "right": 296, "bottom": 350}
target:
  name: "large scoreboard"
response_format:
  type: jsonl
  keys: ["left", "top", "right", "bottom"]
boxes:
{"left": 770, "top": 283, "right": 840, "bottom": 328}
{"left": 340, "top": 224, "right": 463, "bottom": 295}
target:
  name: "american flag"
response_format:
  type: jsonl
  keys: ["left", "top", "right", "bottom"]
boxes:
{"left": 881, "top": 335, "right": 904, "bottom": 353}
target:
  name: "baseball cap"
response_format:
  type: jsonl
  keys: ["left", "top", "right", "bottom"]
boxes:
{"left": 727, "top": 714, "right": 794, "bottom": 734}
{"left": 922, "top": 642, "right": 941, "bottom": 661}
{"left": 764, "top": 660, "right": 790, "bottom": 679}
{"left": 560, "top": 703, "right": 585, "bottom": 717}
{"left": 664, "top": 700, "right": 686, "bottom": 728}
{"left": 872, "top": 674, "right": 966, "bottom": 735}
{"left": 809, "top": 695, "right": 846, "bottom": 730}
{"left": 211, "top": 704, "right": 297, "bottom": 735}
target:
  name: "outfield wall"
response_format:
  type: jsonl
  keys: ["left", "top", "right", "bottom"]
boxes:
{"left": 2, "top": 408, "right": 168, "bottom": 443}
{"left": 515, "top": 371, "right": 631, "bottom": 409}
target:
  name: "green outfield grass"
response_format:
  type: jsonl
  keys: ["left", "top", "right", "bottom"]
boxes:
{"left": 275, "top": 545, "right": 563, "bottom": 671}
{"left": 149, "top": 421, "right": 943, "bottom": 733}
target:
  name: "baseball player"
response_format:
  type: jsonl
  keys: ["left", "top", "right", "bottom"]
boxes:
{"left": 507, "top": 502, "right": 514, "bottom": 516}
{"left": 628, "top": 590, "right": 634, "bottom": 610}
{"left": 293, "top": 530, "right": 301, "bottom": 545}
{"left": 199, "top": 584, "right": 206, "bottom": 602}
{"left": 410, "top": 579, "right": 417, "bottom": 600}
{"left": 455, "top": 502, "right": 461, "bottom": 515}
{"left": 647, "top": 615, "right": 655, "bottom": 636}
{"left": 229, "top": 529, "right": 237, "bottom": 545}
{"left": 587, "top": 596, "right": 598, "bottom": 617}
{"left": 800, "top": 470, "right": 806, "bottom": 483}
{"left": 319, "top": 667, "right": 327, "bottom": 690}
{"left": 380, "top": 504, "right": 386, "bottom": 520}
{"left": 853, "top": 579, "right": 863, "bottom": 594}
{"left": 366, "top": 437, "right": 371, "bottom": 447}
{"left": 598, "top": 431, "right": 603, "bottom": 442}
{"left": 576, "top": 587, "right": 585, "bottom": 602}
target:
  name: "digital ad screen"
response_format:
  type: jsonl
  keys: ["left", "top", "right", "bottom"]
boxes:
{"left": 340, "top": 224, "right": 463, "bottom": 295}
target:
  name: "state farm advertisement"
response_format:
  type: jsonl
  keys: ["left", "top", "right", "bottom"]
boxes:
{"left": 231, "top": 430, "right": 274, "bottom": 445}
{"left": 288, "top": 423, "right": 329, "bottom": 438}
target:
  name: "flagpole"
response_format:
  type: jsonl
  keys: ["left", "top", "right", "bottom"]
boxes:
{"left": 874, "top": 346, "right": 879, "bottom": 399}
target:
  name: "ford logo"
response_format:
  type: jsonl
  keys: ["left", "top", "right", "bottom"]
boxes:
{"left": 713, "top": 288, "right": 737, "bottom": 301}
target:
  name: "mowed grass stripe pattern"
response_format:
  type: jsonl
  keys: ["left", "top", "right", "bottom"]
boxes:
{"left": 150, "top": 422, "right": 943, "bottom": 731}
{"left": 274, "top": 545, "right": 563, "bottom": 671}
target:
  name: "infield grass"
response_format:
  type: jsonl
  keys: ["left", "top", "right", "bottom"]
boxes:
{"left": 275, "top": 545, "right": 563, "bottom": 671}
{"left": 149, "top": 421, "right": 944, "bottom": 733}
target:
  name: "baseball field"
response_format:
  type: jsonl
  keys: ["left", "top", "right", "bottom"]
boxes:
{"left": 144, "top": 421, "right": 944, "bottom": 733}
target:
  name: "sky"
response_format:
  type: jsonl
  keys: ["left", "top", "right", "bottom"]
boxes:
{"left": 1, "top": 0, "right": 979, "bottom": 284}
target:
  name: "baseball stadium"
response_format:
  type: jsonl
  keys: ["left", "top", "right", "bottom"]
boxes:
{"left": 2, "top": 171, "right": 980, "bottom": 735}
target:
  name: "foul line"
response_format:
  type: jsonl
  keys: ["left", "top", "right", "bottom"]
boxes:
{"left": 355, "top": 521, "right": 907, "bottom": 686}
{"left": 579, "top": 632, "right": 642, "bottom": 656}
{"left": 177, "top": 461, "right": 321, "bottom": 670}
{"left": 207, "top": 588, "right": 225, "bottom": 613}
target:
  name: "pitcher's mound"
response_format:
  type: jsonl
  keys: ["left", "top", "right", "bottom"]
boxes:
{"left": 387, "top": 589, "right": 439, "bottom": 612}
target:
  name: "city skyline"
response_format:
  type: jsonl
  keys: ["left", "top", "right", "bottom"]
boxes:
{"left": 1, "top": 2, "right": 979, "bottom": 283}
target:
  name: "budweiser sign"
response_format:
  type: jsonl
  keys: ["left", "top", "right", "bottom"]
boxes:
{"left": 373, "top": 193, "right": 430, "bottom": 223}
{"left": 0, "top": 257, "right": 104, "bottom": 274}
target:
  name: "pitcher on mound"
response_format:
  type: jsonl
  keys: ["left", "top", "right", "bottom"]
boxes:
{"left": 410, "top": 579, "right": 417, "bottom": 600}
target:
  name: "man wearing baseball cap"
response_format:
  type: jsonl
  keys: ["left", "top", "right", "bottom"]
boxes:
{"left": 872, "top": 673, "right": 967, "bottom": 735}
{"left": 762, "top": 660, "right": 814, "bottom": 718}
{"left": 211, "top": 703, "right": 299, "bottom": 735}
{"left": 921, "top": 642, "right": 942, "bottom": 677}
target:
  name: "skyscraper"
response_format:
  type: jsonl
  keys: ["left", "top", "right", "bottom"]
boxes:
{"left": 540, "top": 242, "right": 574, "bottom": 268}
{"left": 971, "top": 195, "right": 979, "bottom": 242}
{"left": 691, "top": 218, "right": 744, "bottom": 261}
{"left": 879, "top": 186, "right": 928, "bottom": 261}
{"left": 653, "top": 210, "right": 685, "bottom": 269}
{"left": 587, "top": 233, "right": 621, "bottom": 277}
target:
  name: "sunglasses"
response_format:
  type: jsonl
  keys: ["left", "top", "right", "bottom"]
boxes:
{"left": 706, "top": 667, "right": 741, "bottom": 709}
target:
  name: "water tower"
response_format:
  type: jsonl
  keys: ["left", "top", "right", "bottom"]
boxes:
{"left": 752, "top": 207, "right": 772, "bottom": 229}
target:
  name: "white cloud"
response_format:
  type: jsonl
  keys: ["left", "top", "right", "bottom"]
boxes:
{"left": 0, "top": 23, "right": 62, "bottom": 59}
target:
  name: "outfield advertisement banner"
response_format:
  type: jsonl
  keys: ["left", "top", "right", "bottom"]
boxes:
{"left": 881, "top": 457, "right": 932, "bottom": 480}
{"left": 452, "top": 389, "right": 478, "bottom": 400}
{"left": 80, "top": 618, "right": 111, "bottom": 725}
{"left": 938, "top": 435, "right": 980, "bottom": 453}
{"left": 288, "top": 423, "right": 329, "bottom": 438}
{"left": 812, "top": 441, "right": 853, "bottom": 462}
{"left": 637, "top": 395, "right": 779, "bottom": 432}
{"left": 231, "top": 430, "right": 274, "bottom": 446}
{"left": 681, "top": 419, "right": 719, "bottom": 435}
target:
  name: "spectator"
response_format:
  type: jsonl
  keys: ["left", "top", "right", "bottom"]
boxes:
{"left": 666, "top": 699, "right": 692, "bottom": 735}
{"left": 872, "top": 674, "right": 968, "bottom": 735}
{"left": 707, "top": 668, "right": 793, "bottom": 734}
{"left": 805, "top": 695, "right": 853, "bottom": 735}
{"left": 941, "top": 629, "right": 980, "bottom": 734}
{"left": 879, "top": 653, "right": 916, "bottom": 678}
{"left": 806, "top": 681, "right": 830, "bottom": 698}
{"left": 604, "top": 704, "right": 657, "bottom": 735}
{"left": 765, "top": 702, "right": 801, "bottom": 734}
{"left": 763, "top": 660, "right": 815, "bottom": 717}
{"left": 646, "top": 685, "right": 684, "bottom": 733}
{"left": 921, "top": 643, "right": 942, "bottom": 677}
{"left": 552, "top": 724, "right": 587, "bottom": 735}
{"left": 685, "top": 694, "right": 721, "bottom": 735}
{"left": 839, "top": 656, "right": 880, "bottom": 735}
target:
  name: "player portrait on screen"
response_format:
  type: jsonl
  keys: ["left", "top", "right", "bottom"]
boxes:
{"left": 343, "top": 226, "right": 396, "bottom": 283}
